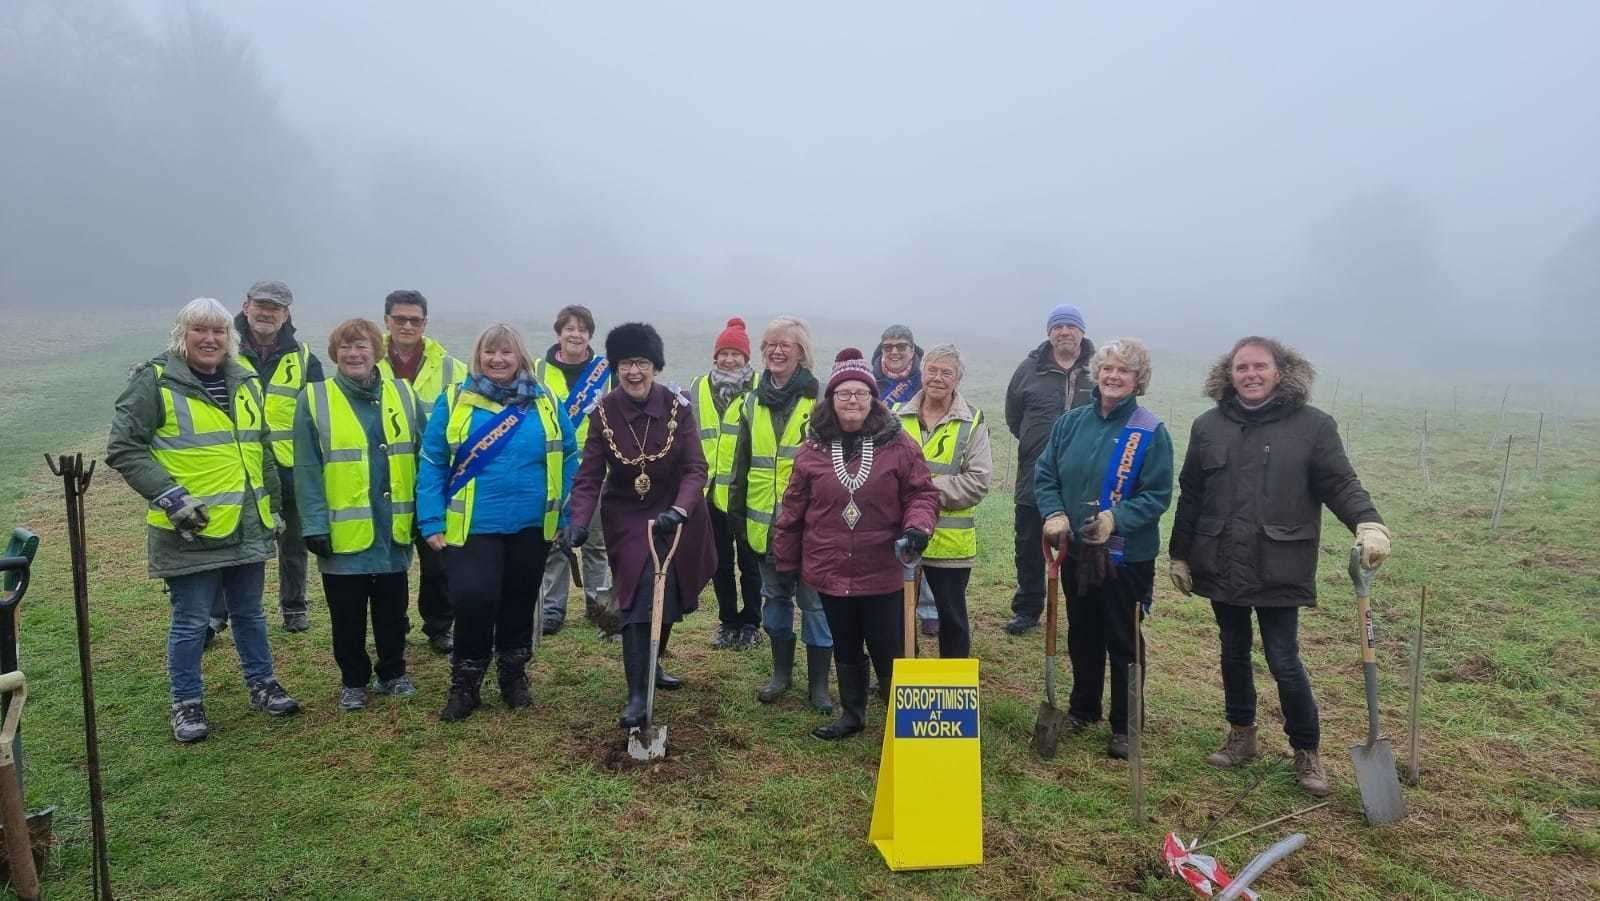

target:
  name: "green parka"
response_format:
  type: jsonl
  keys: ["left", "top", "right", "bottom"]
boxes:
{"left": 106, "top": 353, "right": 282, "bottom": 579}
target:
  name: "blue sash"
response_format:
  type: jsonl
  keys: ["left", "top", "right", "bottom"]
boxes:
{"left": 1098, "top": 405, "right": 1160, "bottom": 566}
{"left": 447, "top": 402, "right": 528, "bottom": 498}
{"left": 563, "top": 355, "right": 611, "bottom": 427}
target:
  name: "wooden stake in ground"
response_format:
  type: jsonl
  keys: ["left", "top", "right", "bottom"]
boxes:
{"left": 1491, "top": 435, "right": 1513, "bottom": 532}
{"left": 1406, "top": 586, "right": 1426, "bottom": 786}
{"left": 1419, "top": 410, "right": 1431, "bottom": 489}
{"left": 1534, "top": 412, "right": 1544, "bottom": 479}
{"left": 1488, "top": 386, "right": 1510, "bottom": 451}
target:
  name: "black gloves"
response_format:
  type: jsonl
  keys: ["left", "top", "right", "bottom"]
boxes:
{"left": 900, "top": 528, "right": 930, "bottom": 554}
{"left": 560, "top": 524, "right": 589, "bottom": 551}
{"left": 304, "top": 534, "right": 334, "bottom": 558}
{"left": 654, "top": 507, "right": 687, "bottom": 538}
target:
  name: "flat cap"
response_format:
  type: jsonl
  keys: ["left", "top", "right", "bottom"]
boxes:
{"left": 246, "top": 280, "right": 294, "bottom": 305}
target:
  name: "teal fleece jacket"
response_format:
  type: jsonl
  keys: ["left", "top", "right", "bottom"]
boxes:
{"left": 1033, "top": 391, "right": 1174, "bottom": 563}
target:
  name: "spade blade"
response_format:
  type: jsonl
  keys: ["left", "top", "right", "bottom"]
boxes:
{"left": 1349, "top": 737, "right": 1407, "bottom": 825}
{"left": 627, "top": 725, "right": 668, "bottom": 762}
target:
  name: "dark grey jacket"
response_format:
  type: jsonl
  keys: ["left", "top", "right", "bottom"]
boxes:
{"left": 1004, "top": 338, "right": 1095, "bottom": 507}
{"left": 1169, "top": 348, "right": 1382, "bottom": 608}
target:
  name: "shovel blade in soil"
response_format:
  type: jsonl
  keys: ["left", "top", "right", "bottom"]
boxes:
{"left": 1031, "top": 703, "right": 1065, "bottom": 759}
{"left": 1349, "top": 738, "right": 1407, "bottom": 825}
{"left": 627, "top": 725, "right": 668, "bottom": 761}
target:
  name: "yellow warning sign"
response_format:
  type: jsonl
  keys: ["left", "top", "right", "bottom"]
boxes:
{"left": 868, "top": 657, "right": 983, "bottom": 871}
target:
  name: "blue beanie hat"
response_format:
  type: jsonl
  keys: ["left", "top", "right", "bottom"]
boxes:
{"left": 1047, "top": 304, "right": 1086, "bottom": 332}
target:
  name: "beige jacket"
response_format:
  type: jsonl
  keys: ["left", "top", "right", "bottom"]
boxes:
{"left": 896, "top": 390, "right": 993, "bottom": 568}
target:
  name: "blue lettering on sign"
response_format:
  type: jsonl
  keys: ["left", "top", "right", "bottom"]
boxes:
{"left": 893, "top": 685, "right": 981, "bottom": 739}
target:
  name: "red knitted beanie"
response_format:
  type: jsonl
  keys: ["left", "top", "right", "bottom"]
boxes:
{"left": 713, "top": 317, "right": 751, "bottom": 360}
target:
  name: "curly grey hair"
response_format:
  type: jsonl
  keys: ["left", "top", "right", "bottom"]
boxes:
{"left": 167, "top": 298, "right": 237, "bottom": 361}
{"left": 1088, "top": 337, "right": 1153, "bottom": 395}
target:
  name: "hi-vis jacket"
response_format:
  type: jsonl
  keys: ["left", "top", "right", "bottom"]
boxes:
{"left": 107, "top": 353, "right": 282, "bottom": 579}
{"left": 687, "top": 373, "right": 754, "bottom": 512}
{"left": 378, "top": 336, "right": 466, "bottom": 407}
{"left": 298, "top": 374, "right": 423, "bottom": 555}
{"left": 895, "top": 391, "right": 994, "bottom": 567}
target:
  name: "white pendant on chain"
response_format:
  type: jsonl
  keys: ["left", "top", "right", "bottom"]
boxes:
{"left": 832, "top": 438, "right": 874, "bottom": 531}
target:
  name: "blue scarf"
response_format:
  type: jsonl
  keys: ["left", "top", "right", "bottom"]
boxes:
{"left": 1098, "top": 404, "right": 1160, "bottom": 567}
{"left": 466, "top": 373, "right": 546, "bottom": 410}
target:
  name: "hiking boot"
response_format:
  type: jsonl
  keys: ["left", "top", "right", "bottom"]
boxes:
{"left": 758, "top": 636, "right": 795, "bottom": 703}
{"left": 1107, "top": 732, "right": 1130, "bottom": 760}
{"left": 375, "top": 674, "right": 417, "bottom": 697}
{"left": 711, "top": 624, "right": 738, "bottom": 650}
{"left": 427, "top": 630, "right": 453, "bottom": 655}
{"left": 1004, "top": 614, "right": 1040, "bottom": 636}
{"left": 737, "top": 624, "right": 762, "bottom": 650}
{"left": 1206, "top": 724, "right": 1259, "bottom": 768}
{"left": 497, "top": 648, "right": 534, "bottom": 709}
{"left": 248, "top": 678, "right": 301, "bottom": 716}
{"left": 541, "top": 616, "right": 564, "bottom": 637}
{"left": 1066, "top": 714, "right": 1094, "bottom": 734}
{"left": 806, "top": 644, "right": 834, "bottom": 716}
{"left": 171, "top": 700, "right": 210, "bottom": 743}
{"left": 813, "top": 662, "right": 867, "bottom": 740}
{"left": 339, "top": 686, "right": 368, "bottom": 712}
{"left": 440, "top": 656, "right": 488, "bottom": 722}
{"left": 920, "top": 617, "right": 940, "bottom": 637}
{"left": 282, "top": 612, "right": 310, "bottom": 633}
{"left": 619, "top": 625, "right": 651, "bottom": 728}
{"left": 1294, "top": 749, "right": 1331, "bottom": 797}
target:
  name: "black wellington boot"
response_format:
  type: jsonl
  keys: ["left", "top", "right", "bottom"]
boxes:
{"left": 806, "top": 644, "right": 835, "bottom": 715}
{"left": 439, "top": 656, "right": 488, "bottom": 722}
{"left": 497, "top": 647, "right": 533, "bottom": 709}
{"left": 757, "top": 636, "right": 795, "bottom": 703}
{"left": 619, "top": 625, "right": 650, "bottom": 728}
{"left": 654, "top": 622, "right": 682, "bottom": 690}
{"left": 812, "top": 662, "right": 867, "bottom": 740}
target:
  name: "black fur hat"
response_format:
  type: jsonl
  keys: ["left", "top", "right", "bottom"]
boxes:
{"left": 605, "top": 322, "right": 666, "bottom": 371}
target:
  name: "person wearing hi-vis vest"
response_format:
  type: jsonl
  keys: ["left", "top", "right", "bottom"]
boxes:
{"left": 417, "top": 323, "right": 578, "bottom": 722}
{"left": 894, "top": 344, "right": 994, "bottom": 659}
{"left": 1033, "top": 338, "right": 1173, "bottom": 761}
{"left": 295, "top": 319, "right": 427, "bottom": 712}
{"left": 772, "top": 349, "right": 940, "bottom": 740}
{"left": 107, "top": 298, "right": 302, "bottom": 744}
{"left": 688, "top": 317, "right": 763, "bottom": 652}
{"left": 564, "top": 323, "right": 717, "bottom": 729}
{"left": 215, "top": 279, "right": 324, "bottom": 636}
{"left": 726, "top": 315, "right": 836, "bottom": 714}
{"left": 534, "top": 304, "right": 614, "bottom": 636}
{"left": 376, "top": 289, "right": 467, "bottom": 655}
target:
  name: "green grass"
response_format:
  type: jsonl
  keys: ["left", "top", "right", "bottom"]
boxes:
{"left": 1, "top": 308, "right": 1596, "bottom": 898}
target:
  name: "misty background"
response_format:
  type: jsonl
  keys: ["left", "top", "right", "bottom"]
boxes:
{"left": 3, "top": 0, "right": 1597, "bottom": 373}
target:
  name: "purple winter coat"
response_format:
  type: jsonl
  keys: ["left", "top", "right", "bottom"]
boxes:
{"left": 567, "top": 384, "right": 716, "bottom": 611}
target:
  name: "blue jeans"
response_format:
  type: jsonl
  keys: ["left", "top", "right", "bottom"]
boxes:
{"left": 758, "top": 558, "right": 832, "bottom": 648}
{"left": 167, "top": 562, "right": 277, "bottom": 703}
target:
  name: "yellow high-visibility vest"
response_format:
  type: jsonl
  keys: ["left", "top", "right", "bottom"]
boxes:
{"left": 743, "top": 391, "right": 813, "bottom": 554}
{"left": 378, "top": 336, "right": 465, "bottom": 406}
{"left": 534, "top": 355, "right": 610, "bottom": 447}
{"left": 303, "top": 377, "right": 420, "bottom": 553}
{"left": 145, "top": 363, "right": 276, "bottom": 538}
{"left": 689, "top": 374, "right": 753, "bottom": 511}
{"left": 440, "top": 385, "right": 565, "bottom": 544}
{"left": 900, "top": 408, "right": 984, "bottom": 560}
{"left": 238, "top": 344, "right": 311, "bottom": 467}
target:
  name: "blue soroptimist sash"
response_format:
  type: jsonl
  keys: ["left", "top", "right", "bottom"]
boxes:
{"left": 447, "top": 403, "right": 529, "bottom": 498}
{"left": 563, "top": 355, "right": 611, "bottom": 427}
{"left": 880, "top": 371, "right": 919, "bottom": 407}
{"left": 1098, "top": 405, "right": 1160, "bottom": 566}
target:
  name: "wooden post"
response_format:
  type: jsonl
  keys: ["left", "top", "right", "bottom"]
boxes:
{"left": 1535, "top": 412, "right": 1544, "bottom": 480}
{"left": 1488, "top": 386, "right": 1509, "bottom": 451}
{"left": 1128, "top": 661, "right": 1143, "bottom": 825}
{"left": 1490, "top": 435, "right": 1513, "bottom": 532}
{"left": 1419, "top": 410, "right": 1431, "bottom": 489}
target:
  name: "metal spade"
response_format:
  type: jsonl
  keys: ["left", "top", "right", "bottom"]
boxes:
{"left": 1031, "top": 533, "right": 1069, "bottom": 758}
{"left": 628, "top": 523, "right": 682, "bottom": 762}
{"left": 1347, "top": 547, "right": 1406, "bottom": 825}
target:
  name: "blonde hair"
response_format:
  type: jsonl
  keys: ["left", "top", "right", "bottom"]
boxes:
{"left": 761, "top": 315, "right": 814, "bottom": 370}
{"left": 470, "top": 323, "right": 534, "bottom": 379}
{"left": 921, "top": 343, "right": 965, "bottom": 381}
{"left": 327, "top": 318, "right": 384, "bottom": 361}
{"left": 1089, "top": 337, "right": 1153, "bottom": 395}
{"left": 167, "top": 298, "right": 237, "bottom": 361}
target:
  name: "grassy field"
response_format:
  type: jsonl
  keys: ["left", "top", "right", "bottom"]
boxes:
{"left": 1, "top": 307, "right": 1596, "bottom": 899}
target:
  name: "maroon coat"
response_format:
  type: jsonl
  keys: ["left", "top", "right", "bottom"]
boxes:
{"left": 773, "top": 417, "right": 940, "bottom": 597}
{"left": 567, "top": 384, "right": 715, "bottom": 612}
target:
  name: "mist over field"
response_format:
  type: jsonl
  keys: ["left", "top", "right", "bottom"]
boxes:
{"left": 3, "top": 0, "right": 1598, "bottom": 373}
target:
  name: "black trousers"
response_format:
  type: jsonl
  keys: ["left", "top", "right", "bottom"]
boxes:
{"left": 414, "top": 533, "right": 452, "bottom": 637}
{"left": 1063, "top": 557, "right": 1152, "bottom": 735}
{"left": 922, "top": 566, "right": 972, "bottom": 658}
{"left": 709, "top": 506, "right": 762, "bottom": 627}
{"left": 444, "top": 528, "right": 549, "bottom": 661}
{"left": 1213, "top": 602, "right": 1320, "bottom": 750}
{"left": 322, "top": 571, "right": 409, "bottom": 688}
{"left": 820, "top": 592, "right": 902, "bottom": 691}
{"left": 1011, "top": 502, "right": 1045, "bottom": 620}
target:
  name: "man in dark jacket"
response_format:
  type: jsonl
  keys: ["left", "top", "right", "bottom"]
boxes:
{"left": 216, "top": 280, "right": 324, "bottom": 634}
{"left": 1168, "top": 336, "right": 1393, "bottom": 797}
{"left": 1002, "top": 304, "right": 1094, "bottom": 635}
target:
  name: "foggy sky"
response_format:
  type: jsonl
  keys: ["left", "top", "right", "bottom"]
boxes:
{"left": 10, "top": 1, "right": 1600, "bottom": 367}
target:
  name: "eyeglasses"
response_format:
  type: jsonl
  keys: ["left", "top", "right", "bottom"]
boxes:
{"left": 833, "top": 390, "right": 873, "bottom": 401}
{"left": 388, "top": 315, "right": 425, "bottom": 327}
{"left": 924, "top": 365, "right": 958, "bottom": 381}
{"left": 881, "top": 342, "right": 911, "bottom": 353}
{"left": 617, "top": 359, "right": 655, "bottom": 372}
{"left": 762, "top": 341, "right": 796, "bottom": 352}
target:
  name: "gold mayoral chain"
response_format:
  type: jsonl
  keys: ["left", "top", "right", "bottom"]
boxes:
{"left": 596, "top": 394, "right": 681, "bottom": 498}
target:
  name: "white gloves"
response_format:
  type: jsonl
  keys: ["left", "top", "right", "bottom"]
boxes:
{"left": 1355, "top": 521, "right": 1392, "bottom": 569}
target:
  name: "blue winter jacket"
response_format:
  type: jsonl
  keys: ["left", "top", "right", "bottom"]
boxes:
{"left": 415, "top": 382, "right": 578, "bottom": 538}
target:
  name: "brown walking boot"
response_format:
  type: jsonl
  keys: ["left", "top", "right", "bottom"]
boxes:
{"left": 1205, "top": 724, "right": 1259, "bottom": 768}
{"left": 1293, "top": 749, "right": 1330, "bottom": 797}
